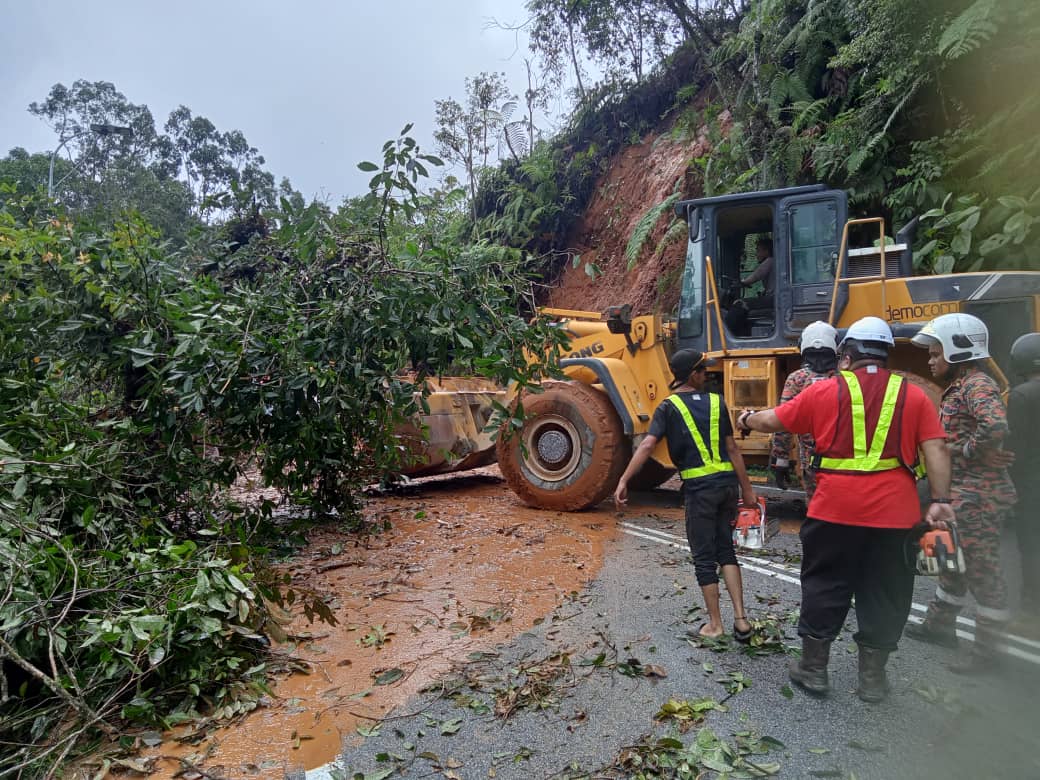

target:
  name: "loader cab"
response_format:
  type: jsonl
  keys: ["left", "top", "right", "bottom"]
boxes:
{"left": 675, "top": 185, "right": 850, "bottom": 351}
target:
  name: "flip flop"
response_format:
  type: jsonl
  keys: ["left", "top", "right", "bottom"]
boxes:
{"left": 688, "top": 622, "right": 723, "bottom": 640}
{"left": 733, "top": 618, "right": 753, "bottom": 644}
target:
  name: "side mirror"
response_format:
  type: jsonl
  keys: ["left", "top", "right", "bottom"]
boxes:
{"left": 687, "top": 206, "right": 700, "bottom": 242}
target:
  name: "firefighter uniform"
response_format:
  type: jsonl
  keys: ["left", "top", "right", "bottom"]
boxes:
{"left": 921, "top": 369, "right": 1015, "bottom": 635}
{"left": 771, "top": 366, "right": 836, "bottom": 500}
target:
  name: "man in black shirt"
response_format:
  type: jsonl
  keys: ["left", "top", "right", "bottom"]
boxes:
{"left": 1008, "top": 333, "right": 1040, "bottom": 617}
{"left": 614, "top": 349, "right": 758, "bottom": 641}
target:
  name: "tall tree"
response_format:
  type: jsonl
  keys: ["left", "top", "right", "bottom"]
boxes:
{"left": 29, "top": 80, "right": 175, "bottom": 183}
{"left": 434, "top": 73, "right": 515, "bottom": 221}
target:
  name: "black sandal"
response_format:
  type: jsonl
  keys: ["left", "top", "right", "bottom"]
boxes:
{"left": 688, "top": 622, "right": 723, "bottom": 640}
{"left": 733, "top": 615, "right": 753, "bottom": 644}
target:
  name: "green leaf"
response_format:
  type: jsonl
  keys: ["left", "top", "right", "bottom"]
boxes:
{"left": 12, "top": 475, "right": 28, "bottom": 500}
{"left": 148, "top": 646, "right": 166, "bottom": 667}
{"left": 998, "top": 196, "right": 1028, "bottom": 210}
{"left": 373, "top": 668, "right": 404, "bottom": 685}
{"left": 356, "top": 723, "right": 382, "bottom": 738}
{"left": 978, "top": 233, "right": 1010, "bottom": 256}
{"left": 1005, "top": 211, "right": 1032, "bottom": 239}
{"left": 358, "top": 161, "right": 380, "bottom": 172}
{"left": 780, "top": 684, "right": 794, "bottom": 699}
{"left": 950, "top": 232, "right": 971, "bottom": 257}
{"left": 439, "top": 717, "right": 463, "bottom": 735}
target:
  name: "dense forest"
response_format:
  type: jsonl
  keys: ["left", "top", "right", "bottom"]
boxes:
{"left": 1, "top": 0, "right": 1037, "bottom": 774}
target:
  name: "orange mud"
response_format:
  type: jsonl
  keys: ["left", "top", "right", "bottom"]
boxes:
{"left": 142, "top": 470, "right": 618, "bottom": 778}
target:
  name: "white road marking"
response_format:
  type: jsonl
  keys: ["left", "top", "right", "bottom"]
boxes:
{"left": 620, "top": 519, "right": 1040, "bottom": 664}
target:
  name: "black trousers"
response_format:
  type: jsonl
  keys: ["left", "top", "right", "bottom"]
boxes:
{"left": 798, "top": 517, "right": 915, "bottom": 651}
{"left": 1016, "top": 485, "right": 1040, "bottom": 612}
{"left": 684, "top": 484, "right": 739, "bottom": 586}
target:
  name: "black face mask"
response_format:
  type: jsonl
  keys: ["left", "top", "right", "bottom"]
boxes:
{"left": 803, "top": 349, "right": 838, "bottom": 375}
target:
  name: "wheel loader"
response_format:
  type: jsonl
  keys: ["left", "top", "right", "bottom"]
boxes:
{"left": 407, "top": 184, "right": 1040, "bottom": 510}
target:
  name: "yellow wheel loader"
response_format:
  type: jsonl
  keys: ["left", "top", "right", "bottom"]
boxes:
{"left": 414, "top": 184, "right": 1040, "bottom": 509}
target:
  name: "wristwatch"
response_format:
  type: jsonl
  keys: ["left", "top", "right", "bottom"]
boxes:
{"left": 929, "top": 498, "right": 952, "bottom": 504}
{"left": 738, "top": 411, "right": 754, "bottom": 430}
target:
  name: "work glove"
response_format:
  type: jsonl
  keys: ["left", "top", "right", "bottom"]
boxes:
{"left": 772, "top": 458, "right": 790, "bottom": 490}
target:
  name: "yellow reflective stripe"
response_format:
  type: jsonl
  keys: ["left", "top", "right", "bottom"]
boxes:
{"left": 816, "top": 457, "right": 902, "bottom": 470}
{"left": 668, "top": 394, "right": 734, "bottom": 479}
{"left": 817, "top": 371, "right": 904, "bottom": 473}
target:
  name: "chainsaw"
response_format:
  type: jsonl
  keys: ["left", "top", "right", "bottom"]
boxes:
{"left": 914, "top": 525, "right": 967, "bottom": 576}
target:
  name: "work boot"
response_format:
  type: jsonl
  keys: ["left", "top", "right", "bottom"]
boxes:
{"left": 789, "top": 636, "right": 832, "bottom": 697}
{"left": 949, "top": 622, "right": 1005, "bottom": 676}
{"left": 904, "top": 619, "right": 958, "bottom": 649}
{"left": 856, "top": 645, "right": 890, "bottom": 703}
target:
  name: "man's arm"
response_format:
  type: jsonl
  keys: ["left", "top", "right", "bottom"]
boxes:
{"left": 963, "top": 375, "right": 1014, "bottom": 467}
{"left": 920, "top": 437, "right": 955, "bottom": 527}
{"left": 771, "top": 371, "right": 802, "bottom": 464}
{"left": 725, "top": 435, "right": 758, "bottom": 507}
{"left": 743, "top": 256, "right": 774, "bottom": 286}
{"left": 613, "top": 434, "right": 659, "bottom": 509}
{"left": 736, "top": 408, "right": 786, "bottom": 433}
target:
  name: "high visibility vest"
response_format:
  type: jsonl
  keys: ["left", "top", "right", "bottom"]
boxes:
{"left": 667, "top": 393, "right": 734, "bottom": 480}
{"left": 815, "top": 371, "right": 905, "bottom": 473}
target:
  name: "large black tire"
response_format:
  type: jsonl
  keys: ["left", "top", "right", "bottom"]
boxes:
{"left": 496, "top": 381, "right": 629, "bottom": 511}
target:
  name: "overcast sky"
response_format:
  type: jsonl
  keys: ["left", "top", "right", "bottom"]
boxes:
{"left": 0, "top": 0, "right": 567, "bottom": 202}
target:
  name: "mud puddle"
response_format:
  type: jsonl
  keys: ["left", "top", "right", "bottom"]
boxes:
{"left": 142, "top": 469, "right": 618, "bottom": 778}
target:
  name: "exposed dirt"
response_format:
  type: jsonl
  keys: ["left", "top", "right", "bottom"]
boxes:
{"left": 139, "top": 469, "right": 619, "bottom": 779}
{"left": 544, "top": 120, "right": 719, "bottom": 317}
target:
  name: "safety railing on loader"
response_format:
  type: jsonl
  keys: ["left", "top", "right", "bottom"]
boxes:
{"left": 827, "top": 217, "right": 890, "bottom": 325}
{"left": 704, "top": 255, "right": 729, "bottom": 354}
{"left": 827, "top": 217, "right": 894, "bottom": 324}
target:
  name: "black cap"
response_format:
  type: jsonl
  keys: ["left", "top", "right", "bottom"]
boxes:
{"left": 669, "top": 349, "right": 716, "bottom": 389}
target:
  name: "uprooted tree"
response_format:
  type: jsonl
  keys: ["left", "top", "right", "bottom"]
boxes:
{"left": 0, "top": 127, "right": 566, "bottom": 775}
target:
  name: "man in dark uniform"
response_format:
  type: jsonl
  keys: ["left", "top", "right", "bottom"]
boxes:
{"left": 737, "top": 316, "right": 953, "bottom": 703}
{"left": 907, "top": 313, "right": 1015, "bottom": 674}
{"left": 1007, "top": 333, "right": 1040, "bottom": 619}
{"left": 614, "top": 349, "right": 758, "bottom": 642}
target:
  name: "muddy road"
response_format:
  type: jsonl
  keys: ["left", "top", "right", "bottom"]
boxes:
{"left": 146, "top": 471, "right": 1040, "bottom": 779}
{"left": 143, "top": 470, "right": 619, "bottom": 777}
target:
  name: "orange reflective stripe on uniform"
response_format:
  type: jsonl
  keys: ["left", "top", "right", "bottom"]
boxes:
{"left": 817, "top": 371, "right": 903, "bottom": 473}
{"left": 667, "top": 393, "right": 734, "bottom": 480}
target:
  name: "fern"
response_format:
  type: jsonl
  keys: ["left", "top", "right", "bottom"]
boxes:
{"left": 791, "top": 98, "right": 830, "bottom": 133}
{"left": 653, "top": 219, "right": 688, "bottom": 260}
{"left": 767, "top": 70, "right": 813, "bottom": 122}
{"left": 625, "top": 192, "right": 680, "bottom": 270}
{"left": 938, "top": 0, "right": 998, "bottom": 60}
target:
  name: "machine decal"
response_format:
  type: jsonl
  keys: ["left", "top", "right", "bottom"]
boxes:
{"left": 567, "top": 341, "right": 606, "bottom": 359}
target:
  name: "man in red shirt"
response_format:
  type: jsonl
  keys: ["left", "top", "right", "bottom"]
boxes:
{"left": 737, "top": 316, "right": 954, "bottom": 703}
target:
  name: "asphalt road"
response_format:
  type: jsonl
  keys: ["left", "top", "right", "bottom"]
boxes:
{"left": 303, "top": 490, "right": 1040, "bottom": 780}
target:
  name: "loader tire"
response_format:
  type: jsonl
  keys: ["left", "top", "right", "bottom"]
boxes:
{"left": 497, "top": 381, "right": 628, "bottom": 511}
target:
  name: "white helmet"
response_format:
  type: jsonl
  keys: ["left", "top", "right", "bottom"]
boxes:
{"left": 800, "top": 321, "right": 838, "bottom": 353}
{"left": 911, "top": 312, "right": 990, "bottom": 363}
{"left": 839, "top": 316, "right": 895, "bottom": 352}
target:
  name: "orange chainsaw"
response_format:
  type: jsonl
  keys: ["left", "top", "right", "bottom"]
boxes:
{"left": 914, "top": 525, "right": 967, "bottom": 576}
